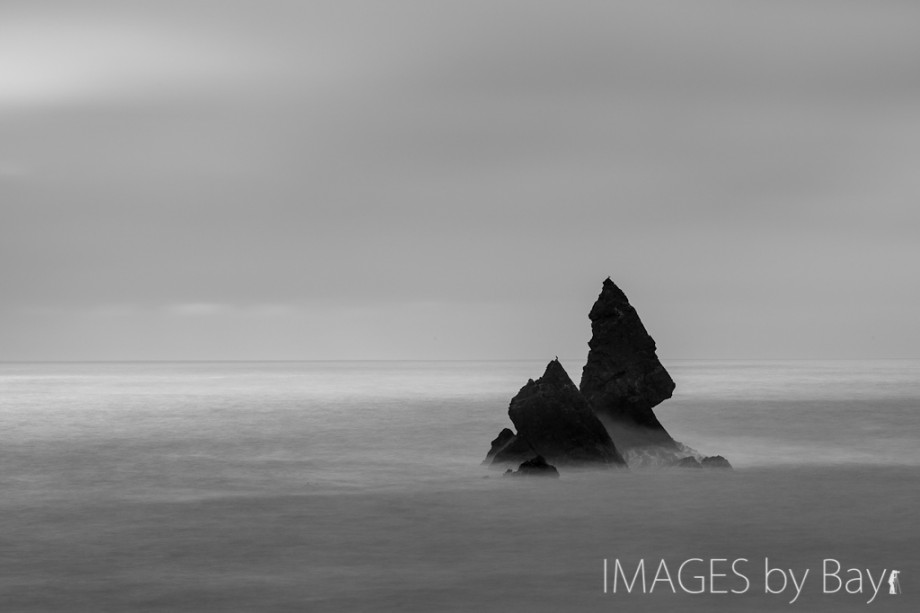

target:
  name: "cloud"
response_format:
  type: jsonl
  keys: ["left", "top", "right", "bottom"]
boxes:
{"left": 163, "top": 303, "right": 296, "bottom": 317}
{"left": 1, "top": 1, "right": 919, "bottom": 359}
{"left": 165, "top": 303, "right": 230, "bottom": 317}
{"left": 0, "top": 15, "right": 273, "bottom": 110}
{"left": 0, "top": 163, "right": 27, "bottom": 177}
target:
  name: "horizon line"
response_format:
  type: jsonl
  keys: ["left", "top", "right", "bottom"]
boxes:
{"left": 2, "top": 357, "right": 919, "bottom": 364}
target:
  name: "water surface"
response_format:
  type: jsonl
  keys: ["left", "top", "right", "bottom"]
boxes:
{"left": 1, "top": 360, "right": 917, "bottom": 611}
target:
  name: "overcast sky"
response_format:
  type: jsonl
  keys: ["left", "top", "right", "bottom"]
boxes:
{"left": 1, "top": 1, "right": 919, "bottom": 360}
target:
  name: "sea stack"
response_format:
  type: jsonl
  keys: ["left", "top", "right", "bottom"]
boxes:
{"left": 483, "top": 278, "right": 730, "bottom": 471}
{"left": 487, "top": 359, "right": 626, "bottom": 468}
{"left": 579, "top": 278, "right": 678, "bottom": 450}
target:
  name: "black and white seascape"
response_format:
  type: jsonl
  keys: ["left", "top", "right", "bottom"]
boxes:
{"left": 2, "top": 2, "right": 919, "bottom": 612}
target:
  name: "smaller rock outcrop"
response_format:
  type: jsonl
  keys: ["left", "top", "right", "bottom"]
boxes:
{"left": 483, "top": 428, "right": 516, "bottom": 464}
{"left": 483, "top": 428, "right": 536, "bottom": 466}
{"left": 503, "top": 455, "right": 560, "bottom": 478}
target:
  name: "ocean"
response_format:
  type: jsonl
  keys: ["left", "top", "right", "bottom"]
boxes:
{"left": 1, "top": 359, "right": 917, "bottom": 611}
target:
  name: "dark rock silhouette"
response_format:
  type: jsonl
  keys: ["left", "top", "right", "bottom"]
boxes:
{"left": 505, "top": 455, "right": 560, "bottom": 478}
{"left": 502, "top": 359, "right": 626, "bottom": 467}
{"left": 482, "top": 277, "right": 730, "bottom": 472}
{"left": 701, "top": 455, "right": 733, "bottom": 469}
{"left": 579, "top": 278, "right": 678, "bottom": 451}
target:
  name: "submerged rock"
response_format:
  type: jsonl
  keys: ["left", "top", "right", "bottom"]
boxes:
{"left": 504, "top": 359, "right": 626, "bottom": 467}
{"left": 672, "top": 456, "right": 703, "bottom": 469}
{"left": 664, "top": 454, "right": 732, "bottom": 470}
{"left": 579, "top": 278, "right": 677, "bottom": 449}
{"left": 701, "top": 455, "right": 733, "bottom": 469}
{"left": 506, "top": 455, "right": 560, "bottom": 478}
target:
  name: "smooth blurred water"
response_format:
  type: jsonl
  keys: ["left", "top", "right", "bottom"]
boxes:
{"left": 1, "top": 360, "right": 918, "bottom": 611}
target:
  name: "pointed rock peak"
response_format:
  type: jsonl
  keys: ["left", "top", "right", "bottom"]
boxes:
{"left": 593, "top": 278, "right": 630, "bottom": 314}
{"left": 540, "top": 358, "right": 573, "bottom": 386}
